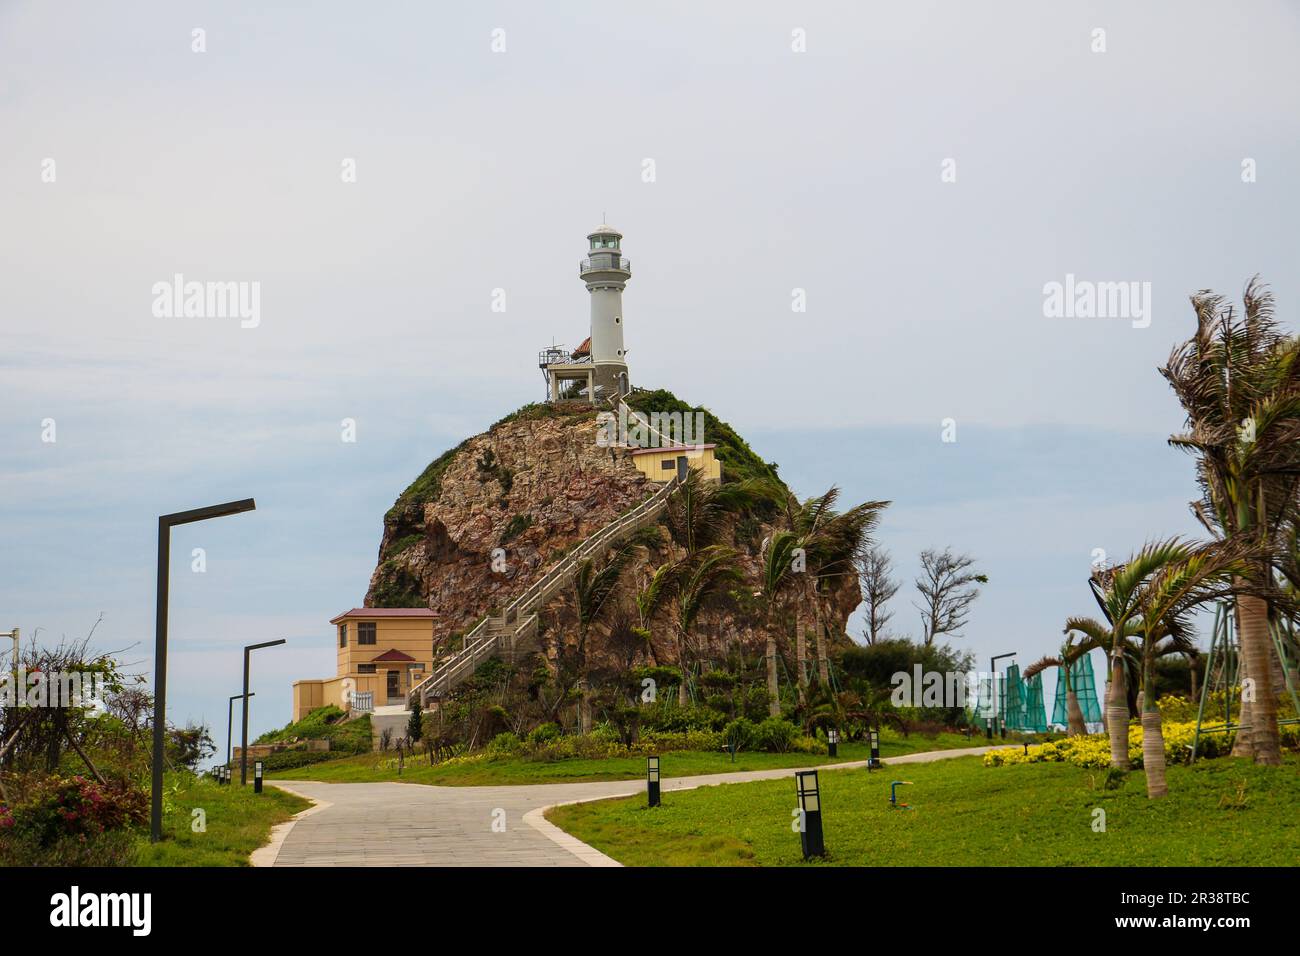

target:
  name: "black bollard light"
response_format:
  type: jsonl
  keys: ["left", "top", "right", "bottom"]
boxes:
{"left": 868, "top": 729, "right": 881, "bottom": 769}
{"left": 795, "top": 770, "right": 825, "bottom": 859}
{"left": 647, "top": 755, "right": 661, "bottom": 807}
{"left": 827, "top": 728, "right": 838, "bottom": 758}
{"left": 254, "top": 760, "right": 264, "bottom": 793}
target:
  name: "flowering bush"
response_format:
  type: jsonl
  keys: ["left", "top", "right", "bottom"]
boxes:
{"left": 0, "top": 775, "right": 147, "bottom": 848}
{"left": 983, "top": 719, "right": 1300, "bottom": 769}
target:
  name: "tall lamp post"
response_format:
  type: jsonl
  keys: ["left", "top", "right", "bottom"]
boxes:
{"left": 990, "top": 651, "right": 1017, "bottom": 740}
{"left": 227, "top": 692, "right": 254, "bottom": 771}
{"left": 152, "top": 498, "right": 256, "bottom": 843}
{"left": 241, "top": 639, "right": 286, "bottom": 785}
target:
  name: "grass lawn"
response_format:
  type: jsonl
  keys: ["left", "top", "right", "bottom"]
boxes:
{"left": 546, "top": 754, "right": 1300, "bottom": 866}
{"left": 133, "top": 773, "right": 310, "bottom": 867}
{"left": 266, "top": 731, "right": 994, "bottom": 787}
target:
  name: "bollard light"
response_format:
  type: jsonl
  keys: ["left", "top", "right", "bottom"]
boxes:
{"left": 254, "top": 760, "right": 264, "bottom": 794}
{"left": 795, "top": 770, "right": 825, "bottom": 859}
{"left": 827, "top": 728, "right": 839, "bottom": 758}
{"left": 647, "top": 755, "right": 661, "bottom": 807}
{"left": 868, "top": 729, "right": 882, "bottom": 769}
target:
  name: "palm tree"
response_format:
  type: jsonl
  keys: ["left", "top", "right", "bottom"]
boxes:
{"left": 757, "top": 529, "right": 802, "bottom": 716}
{"left": 1130, "top": 538, "right": 1252, "bottom": 797}
{"left": 670, "top": 545, "right": 744, "bottom": 705}
{"left": 664, "top": 467, "right": 769, "bottom": 557}
{"left": 571, "top": 545, "right": 633, "bottom": 733}
{"left": 1063, "top": 613, "right": 1141, "bottom": 766}
{"left": 770, "top": 487, "right": 889, "bottom": 699}
{"left": 1025, "top": 636, "right": 1092, "bottom": 736}
{"left": 1161, "top": 280, "right": 1300, "bottom": 765}
{"left": 633, "top": 561, "right": 678, "bottom": 667}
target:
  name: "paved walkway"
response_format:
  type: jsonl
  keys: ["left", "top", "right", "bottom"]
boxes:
{"left": 265, "top": 745, "right": 1001, "bottom": 867}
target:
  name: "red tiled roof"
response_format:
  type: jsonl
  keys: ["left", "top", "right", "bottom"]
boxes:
{"left": 572, "top": 336, "right": 591, "bottom": 358}
{"left": 329, "top": 608, "right": 436, "bottom": 624}
{"left": 370, "top": 649, "right": 417, "bottom": 662}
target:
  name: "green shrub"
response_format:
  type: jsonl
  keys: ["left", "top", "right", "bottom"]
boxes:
{"left": 527, "top": 722, "right": 562, "bottom": 747}
{"left": 723, "top": 717, "right": 755, "bottom": 752}
{"left": 643, "top": 706, "right": 727, "bottom": 733}
{"left": 752, "top": 717, "right": 800, "bottom": 753}
{"left": 486, "top": 732, "right": 524, "bottom": 759}
{"left": 259, "top": 749, "right": 345, "bottom": 772}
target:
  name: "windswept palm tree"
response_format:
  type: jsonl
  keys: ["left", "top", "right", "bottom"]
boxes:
{"left": 572, "top": 545, "right": 633, "bottom": 732}
{"left": 633, "top": 560, "right": 679, "bottom": 667}
{"left": 670, "top": 545, "right": 744, "bottom": 705}
{"left": 757, "top": 529, "right": 802, "bottom": 716}
{"left": 1161, "top": 279, "right": 1300, "bottom": 765}
{"left": 770, "top": 486, "right": 890, "bottom": 699}
{"left": 664, "top": 467, "right": 770, "bottom": 557}
{"left": 1130, "top": 538, "right": 1253, "bottom": 797}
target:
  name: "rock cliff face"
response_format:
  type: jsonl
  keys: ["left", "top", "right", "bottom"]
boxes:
{"left": 365, "top": 395, "right": 862, "bottom": 668}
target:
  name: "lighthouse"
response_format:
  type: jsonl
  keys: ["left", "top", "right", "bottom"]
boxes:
{"left": 540, "top": 224, "right": 632, "bottom": 404}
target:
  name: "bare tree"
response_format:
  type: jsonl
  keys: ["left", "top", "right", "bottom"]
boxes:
{"left": 914, "top": 548, "right": 988, "bottom": 646}
{"left": 856, "top": 546, "right": 899, "bottom": 644}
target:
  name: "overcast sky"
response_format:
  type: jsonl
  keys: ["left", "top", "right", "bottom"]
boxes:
{"left": 3, "top": 1, "right": 1298, "bottom": 746}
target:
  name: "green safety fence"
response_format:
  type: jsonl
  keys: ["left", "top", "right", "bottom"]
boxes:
{"left": 1001, "top": 664, "right": 1026, "bottom": 730}
{"left": 1021, "top": 673, "right": 1047, "bottom": 732}
{"left": 1051, "top": 653, "right": 1102, "bottom": 726}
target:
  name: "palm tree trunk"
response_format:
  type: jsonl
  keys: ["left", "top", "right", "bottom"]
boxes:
{"left": 766, "top": 633, "right": 780, "bottom": 717}
{"left": 795, "top": 604, "right": 808, "bottom": 704}
{"left": 578, "top": 677, "right": 591, "bottom": 734}
{"left": 1066, "top": 690, "right": 1086, "bottom": 736}
{"left": 1237, "top": 589, "right": 1281, "bottom": 765}
{"left": 676, "top": 628, "right": 690, "bottom": 706}
{"left": 815, "top": 598, "right": 830, "bottom": 687}
{"left": 1141, "top": 708, "right": 1168, "bottom": 798}
{"left": 1106, "top": 655, "right": 1130, "bottom": 769}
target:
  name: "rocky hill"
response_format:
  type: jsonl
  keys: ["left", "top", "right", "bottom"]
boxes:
{"left": 365, "top": 389, "right": 862, "bottom": 669}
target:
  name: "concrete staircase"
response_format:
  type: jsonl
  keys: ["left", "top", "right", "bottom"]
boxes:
{"left": 412, "top": 473, "right": 680, "bottom": 706}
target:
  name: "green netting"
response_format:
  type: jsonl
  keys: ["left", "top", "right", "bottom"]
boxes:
{"left": 966, "top": 673, "right": 996, "bottom": 730}
{"left": 1021, "top": 673, "right": 1047, "bottom": 732}
{"left": 1051, "top": 653, "right": 1102, "bottom": 726}
{"left": 1001, "top": 664, "right": 1026, "bottom": 730}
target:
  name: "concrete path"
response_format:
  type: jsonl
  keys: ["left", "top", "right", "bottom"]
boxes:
{"left": 265, "top": 745, "right": 1001, "bottom": 867}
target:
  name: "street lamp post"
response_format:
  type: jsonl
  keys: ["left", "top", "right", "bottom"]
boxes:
{"left": 152, "top": 498, "right": 256, "bottom": 843}
{"left": 227, "top": 692, "right": 254, "bottom": 772}
{"left": 990, "top": 652, "right": 1017, "bottom": 740}
{"left": 241, "top": 639, "right": 286, "bottom": 785}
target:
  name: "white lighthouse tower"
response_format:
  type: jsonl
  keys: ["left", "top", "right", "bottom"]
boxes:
{"left": 540, "top": 224, "right": 632, "bottom": 403}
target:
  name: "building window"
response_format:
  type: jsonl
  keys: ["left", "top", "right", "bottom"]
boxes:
{"left": 358, "top": 622, "right": 377, "bottom": 645}
{"left": 661, "top": 459, "right": 674, "bottom": 470}
{"left": 339, "top": 624, "right": 347, "bottom": 648}
{"left": 358, "top": 664, "right": 376, "bottom": 674}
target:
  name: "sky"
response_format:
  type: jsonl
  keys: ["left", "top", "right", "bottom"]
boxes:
{"left": 2, "top": 1, "right": 1299, "bottom": 748}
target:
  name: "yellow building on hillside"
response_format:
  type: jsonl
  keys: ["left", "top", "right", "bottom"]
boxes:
{"left": 630, "top": 443, "right": 721, "bottom": 483}
{"left": 291, "top": 608, "right": 437, "bottom": 722}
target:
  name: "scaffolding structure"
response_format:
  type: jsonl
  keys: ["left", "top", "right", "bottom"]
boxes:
{"left": 1191, "top": 601, "right": 1300, "bottom": 761}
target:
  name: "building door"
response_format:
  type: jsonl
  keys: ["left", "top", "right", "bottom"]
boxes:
{"left": 386, "top": 670, "right": 400, "bottom": 700}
